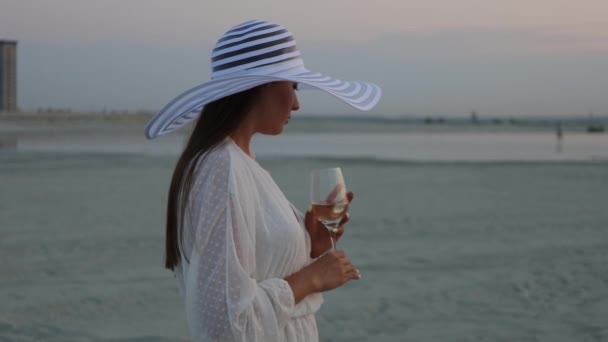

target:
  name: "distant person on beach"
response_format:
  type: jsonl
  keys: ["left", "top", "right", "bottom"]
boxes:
{"left": 556, "top": 121, "right": 563, "bottom": 140}
{"left": 144, "top": 20, "right": 381, "bottom": 341}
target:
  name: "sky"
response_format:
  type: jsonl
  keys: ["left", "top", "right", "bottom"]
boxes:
{"left": 1, "top": 0, "right": 607, "bottom": 117}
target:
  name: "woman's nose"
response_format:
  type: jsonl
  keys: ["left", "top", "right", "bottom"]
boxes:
{"left": 292, "top": 95, "right": 300, "bottom": 111}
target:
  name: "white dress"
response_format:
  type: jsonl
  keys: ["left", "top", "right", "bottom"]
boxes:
{"left": 174, "top": 137, "right": 323, "bottom": 342}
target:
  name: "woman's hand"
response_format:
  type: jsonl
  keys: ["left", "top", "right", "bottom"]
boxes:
{"left": 305, "top": 191, "right": 354, "bottom": 259}
{"left": 306, "top": 250, "right": 360, "bottom": 291}
{"left": 285, "top": 250, "right": 360, "bottom": 303}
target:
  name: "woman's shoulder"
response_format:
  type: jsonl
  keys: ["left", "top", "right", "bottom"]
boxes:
{"left": 193, "top": 140, "right": 233, "bottom": 178}
{"left": 192, "top": 138, "right": 254, "bottom": 185}
{"left": 193, "top": 137, "right": 263, "bottom": 190}
{"left": 188, "top": 141, "right": 234, "bottom": 208}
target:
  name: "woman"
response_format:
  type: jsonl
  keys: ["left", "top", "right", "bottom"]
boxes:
{"left": 145, "top": 20, "right": 381, "bottom": 341}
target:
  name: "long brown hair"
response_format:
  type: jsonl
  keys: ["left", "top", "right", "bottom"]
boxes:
{"left": 165, "top": 85, "right": 264, "bottom": 270}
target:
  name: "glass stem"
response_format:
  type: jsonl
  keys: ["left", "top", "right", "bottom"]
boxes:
{"left": 327, "top": 225, "right": 337, "bottom": 252}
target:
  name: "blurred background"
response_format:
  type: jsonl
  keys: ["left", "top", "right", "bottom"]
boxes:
{"left": 1, "top": 1, "right": 607, "bottom": 341}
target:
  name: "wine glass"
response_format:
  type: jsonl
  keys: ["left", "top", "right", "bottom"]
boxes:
{"left": 310, "top": 167, "right": 349, "bottom": 252}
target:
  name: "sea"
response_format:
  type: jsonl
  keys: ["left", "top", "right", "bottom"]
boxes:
{"left": 1, "top": 117, "right": 608, "bottom": 341}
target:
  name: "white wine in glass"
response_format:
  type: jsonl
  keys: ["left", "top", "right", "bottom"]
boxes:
{"left": 310, "top": 167, "right": 349, "bottom": 251}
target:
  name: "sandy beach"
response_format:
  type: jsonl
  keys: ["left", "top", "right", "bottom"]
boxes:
{"left": 1, "top": 119, "right": 608, "bottom": 341}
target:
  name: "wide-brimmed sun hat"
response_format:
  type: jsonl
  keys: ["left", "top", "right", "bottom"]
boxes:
{"left": 144, "top": 19, "right": 382, "bottom": 139}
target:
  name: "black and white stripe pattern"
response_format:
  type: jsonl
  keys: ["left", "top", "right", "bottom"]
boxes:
{"left": 144, "top": 20, "right": 382, "bottom": 139}
{"left": 210, "top": 20, "right": 302, "bottom": 79}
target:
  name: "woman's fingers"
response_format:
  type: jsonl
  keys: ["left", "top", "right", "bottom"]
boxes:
{"left": 335, "top": 225, "right": 345, "bottom": 235}
{"left": 333, "top": 250, "right": 346, "bottom": 259}
{"left": 343, "top": 264, "right": 360, "bottom": 280}
{"left": 305, "top": 209, "right": 316, "bottom": 228}
{"left": 340, "top": 256, "right": 351, "bottom": 267}
{"left": 338, "top": 212, "right": 350, "bottom": 227}
{"left": 312, "top": 251, "right": 360, "bottom": 290}
{"left": 345, "top": 267, "right": 359, "bottom": 278}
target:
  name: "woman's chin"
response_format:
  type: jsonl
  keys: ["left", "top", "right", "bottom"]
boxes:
{"left": 261, "top": 127, "right": 284, "bottom": 136}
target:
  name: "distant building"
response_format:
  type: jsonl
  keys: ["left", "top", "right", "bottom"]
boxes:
{"left": 0, "top": 40, "right": 18, "bottom": 112}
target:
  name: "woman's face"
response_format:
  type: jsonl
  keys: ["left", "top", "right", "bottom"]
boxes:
{"left": 254, "top": 81, "right": 300, "bottom": 135}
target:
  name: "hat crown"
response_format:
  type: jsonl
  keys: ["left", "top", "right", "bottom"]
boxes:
{"left": 210, "top": 20, "right": 305, "bottom": 79}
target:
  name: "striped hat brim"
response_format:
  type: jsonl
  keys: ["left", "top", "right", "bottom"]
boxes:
{"left": 144, "top": 71, "right": 381, "bottom": 139}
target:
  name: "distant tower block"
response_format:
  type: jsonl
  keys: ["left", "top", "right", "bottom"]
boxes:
{"left": 0, "top": 40, "right": 18, "bottom": 112}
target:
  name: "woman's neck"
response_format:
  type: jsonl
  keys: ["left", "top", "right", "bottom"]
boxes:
{"left": 229, "top": 124, "right": 256, "bottom": 158}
